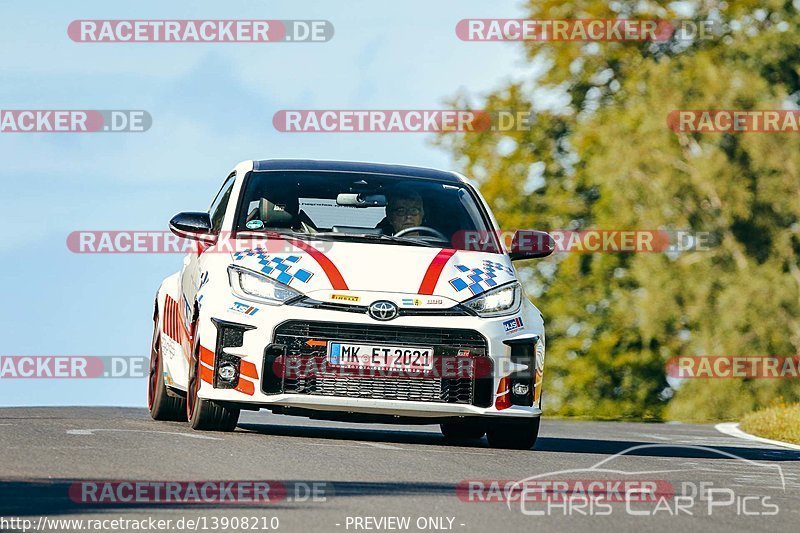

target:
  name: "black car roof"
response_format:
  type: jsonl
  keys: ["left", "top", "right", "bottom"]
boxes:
{"left": 252, "top": 159, "right": 466, "bottom": 184}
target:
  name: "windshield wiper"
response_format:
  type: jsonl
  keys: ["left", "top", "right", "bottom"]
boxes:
{"left": 236, "top": 229, "right": 325, "bottom": 243}
{"left": 239, "top": 229, "right": 440, "bottom": 247}
{"left": 311, "top": 232, "right": 438, "bottom": 247}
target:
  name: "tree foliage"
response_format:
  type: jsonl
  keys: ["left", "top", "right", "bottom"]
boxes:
{"left": 436, "top": 0, "right": 800, "bottom": 421}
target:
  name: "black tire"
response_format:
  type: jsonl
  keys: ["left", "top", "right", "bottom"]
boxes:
{"left": 486, "top": 417, "right": 541, "bottom": 450}
{"left": 186, "top": 336, "right": 240, "bottom": 432}
{"left": 148, "top": 317, "right": 187, "bottom": 421}
{"left": 440, "top": 420, "right": 486, "bottom": 443}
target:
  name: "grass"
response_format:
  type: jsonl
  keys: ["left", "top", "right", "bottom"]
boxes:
{"left": 740, "top": 404, "right": 800, "bottom": 445}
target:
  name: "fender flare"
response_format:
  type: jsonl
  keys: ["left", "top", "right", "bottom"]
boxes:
{"left": 154, "top": 272, "right": 187, "bottom": 389}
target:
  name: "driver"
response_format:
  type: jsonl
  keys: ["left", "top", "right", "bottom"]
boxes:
{"left": 384, "top": 190, "right": 425, "bottom": 235}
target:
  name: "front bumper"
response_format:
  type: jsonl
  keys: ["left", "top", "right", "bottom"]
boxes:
{"left": 228, "top": 394, "right": 540, "bottom": 419}
{"left": 194, "top": 299, "right": 544, "bottom": 420}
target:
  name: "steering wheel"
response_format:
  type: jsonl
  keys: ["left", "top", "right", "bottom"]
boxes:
{"left": 394, "top": 226, "right": 448, "bottom": 241}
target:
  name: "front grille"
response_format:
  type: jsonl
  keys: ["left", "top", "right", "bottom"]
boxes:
{"left": 291, "top": 297, "right": 472, "bottom": 317}
{"left": 267, "top": 321, "right": 492, "bottom": 407}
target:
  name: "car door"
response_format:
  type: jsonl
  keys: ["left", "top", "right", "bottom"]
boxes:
{"left": 179, "top": 173, "right": 236, "bottom": 331}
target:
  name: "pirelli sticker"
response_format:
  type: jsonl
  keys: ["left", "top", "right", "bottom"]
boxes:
{"left": 331, "top": 294, "right": 360, "bottom": 303}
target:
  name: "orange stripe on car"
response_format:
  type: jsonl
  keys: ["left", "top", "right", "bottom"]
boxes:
{"left": 533, "top": 370, "right": 543, "bottom": 403}
{"left": 306, "top": 339, "right": 326, "bottom": 348}
{"left": 199, "top": 346, "right": 215, "bottom": 366}
{"left": 240, "top": 360, "right": 258, "bottom": 379}
{"left": 235, "top": 378, "right": 255, "bottom": 395}
{"left": 200, "top": 364, "right": 214, "bottom": 384}
{"left": 495, "top": 376, "right": 512, "bottom": 410}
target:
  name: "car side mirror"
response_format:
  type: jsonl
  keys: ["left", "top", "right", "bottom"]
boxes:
{"left": 169, "top": 212, "right": 214, "bottom": 242}
{"left": 509, "top": 230, "right": 555, "bottom": 261}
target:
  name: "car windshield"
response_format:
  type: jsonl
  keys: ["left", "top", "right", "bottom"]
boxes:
{"left": 235, "top": 170, "right": 500, "bottom": 251}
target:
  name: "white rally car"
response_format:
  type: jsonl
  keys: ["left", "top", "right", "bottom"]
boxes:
{"left": 149, "top": 159, "right": 553, "bottom": 449}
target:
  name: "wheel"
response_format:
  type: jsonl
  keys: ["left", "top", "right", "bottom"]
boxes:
{"left": 440, "top": 420, "right": 486, "bottom": 443}
{"left": 148, "top": 315, "right": 187, "bottom": 421}
{"left": 486, "top": 417, "right": 541, "bottom": 450}
{"left": 186, "top": 335, "right": 240, "bottom": 432}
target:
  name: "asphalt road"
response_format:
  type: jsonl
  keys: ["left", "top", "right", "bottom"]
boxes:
{"left": 0, "top": 407, "right": 798, "bottom": 533}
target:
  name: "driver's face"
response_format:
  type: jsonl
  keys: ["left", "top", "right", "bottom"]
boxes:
{"left": 388, "top": 198, "right": 424, "bottom": 233}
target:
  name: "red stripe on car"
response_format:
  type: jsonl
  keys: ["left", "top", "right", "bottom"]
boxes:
{"left": 164, "top": 296, "right": 176, "bottom": 341}
{"left": 162, "top": 298, "right": 168, "bottom": 336}
{"left": 283, "top": 237, "right": 349, "bottom": 290}
{"left": 418, "top": 249, "right": 457, "bottom": 295}
{"left": 164, "top": 297, "right": 170, "bottom": 337}
{"left": 172, "top": 298, "right": 178, "bottom": 340}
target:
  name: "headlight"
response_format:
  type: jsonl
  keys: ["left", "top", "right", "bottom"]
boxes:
{"left": 463, "top": 282, "right": 522, "bottom": 317}
{"left": 228, "top": 266, "right": 303, "bottom": 305}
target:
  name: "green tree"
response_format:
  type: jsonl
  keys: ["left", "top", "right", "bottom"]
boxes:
{"left": 437, "top": 0, "right": 800, "bottom": 421}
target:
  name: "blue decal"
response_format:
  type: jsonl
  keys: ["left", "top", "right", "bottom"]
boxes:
{"left": 448, "top": 260, "right": 514, "bottom": 296}
{"left": 232, "top": 250, "right": 314, "bottom": 286}
{"left": 329, "top": 343, "right": 341, "bottom": 365}
{"left": 503, "top": 317, "right": 524, "bottom": 333}
{"left": 230, "top": 301, "right": 259, "bottom": 316}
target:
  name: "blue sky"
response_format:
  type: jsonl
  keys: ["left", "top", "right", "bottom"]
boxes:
{"left": 0, "top": 0, "right": 531, "bottom": 406}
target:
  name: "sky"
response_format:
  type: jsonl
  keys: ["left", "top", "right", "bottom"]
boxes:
{"left": 0, "top": 0, "right": 533, "bottom": 406}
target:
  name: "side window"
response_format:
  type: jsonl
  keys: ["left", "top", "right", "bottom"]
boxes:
{"left": 209, "top": 175, "right": 236, "bottom": 234}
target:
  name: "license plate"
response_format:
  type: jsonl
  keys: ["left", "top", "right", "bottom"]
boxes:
{"left": 327, "top": 342, "right": 434, "bottom": 370}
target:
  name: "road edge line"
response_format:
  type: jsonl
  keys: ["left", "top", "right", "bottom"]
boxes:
{"left": 714, "top": 422, "right": 800, "bottom": 451}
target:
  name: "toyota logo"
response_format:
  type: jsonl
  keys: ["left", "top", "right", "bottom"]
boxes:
{"left": 368, "top": 300, "right": 399, "bottom": 321}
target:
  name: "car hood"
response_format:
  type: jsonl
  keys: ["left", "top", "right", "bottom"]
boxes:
{"left": 225, "top": 239, "right": 516, "bottom": 303}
